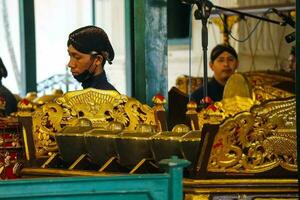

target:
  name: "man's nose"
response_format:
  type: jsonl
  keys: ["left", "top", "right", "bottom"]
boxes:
{"left": 67, "top": 59, "right": 74, "bottom": 68}
{"left": 223, "top": 59, "right": 229, "bottom": 67}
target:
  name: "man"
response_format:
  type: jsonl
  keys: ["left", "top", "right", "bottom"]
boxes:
{"left": 287, "top": 46, "right": 296, "bottom": 73}
{"left": 191, "top": 44, "right": 239, "bottom": 104}
{"left": 67, "top": 25, "right": 117, "bottom": 91}
{"left": 0, "top": 58, "right": 17, "bottom": 116}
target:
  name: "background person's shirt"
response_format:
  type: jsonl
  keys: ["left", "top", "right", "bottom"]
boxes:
{"left": 191, "top": 77, "right": 224, "bottom": 104}
{"left": 0, "top": 83, "right": 17, "bottom": 116}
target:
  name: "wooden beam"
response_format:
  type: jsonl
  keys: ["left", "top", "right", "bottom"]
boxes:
{"left": 19, "top": 0, "right": 37, "bottom": 94}
{"left": 131, "top": 0, "right": 168, "bottom": 105}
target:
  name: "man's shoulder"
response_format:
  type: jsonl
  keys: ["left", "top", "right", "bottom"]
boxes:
{"left": 93, "top": 81, "right": 118, "bottom": 92}
{"left": 192, "top": 79, "right": 215, "bottom": 94}
{"left": 0, "top": 85, "right": 15, "bottom": 96}
{"left": 191, "top": 86, "right": 204, "bottom": 102}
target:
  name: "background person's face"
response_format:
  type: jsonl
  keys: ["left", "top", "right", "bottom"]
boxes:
{"left": 67, "top": 45, "right": 93, "bottom": 76}
{"left": 210, "top": 51, "right": 238, "bottom": 85}
{"left": 288, "top": 54, "right": 296, "bottom": 71}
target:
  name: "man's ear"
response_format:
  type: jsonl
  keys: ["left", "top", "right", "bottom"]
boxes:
{"left": 209, "top": 61, "right": 214, "bottom": 71}
{"left": 95, "top": 55, "right": 103, "bottom": 66}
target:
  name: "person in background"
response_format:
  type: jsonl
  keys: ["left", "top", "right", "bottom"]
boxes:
{"left": 191, "top": 44, "right": 239, "bottom": 104}
{"left": 67, "top": 25, "right": 117, "bottom": 91}
{"left": 0, "top": 58, "right": 17, "bottom": 116}
{"left": 287, "top": 46, "right": 296, "bottom": 73}
{"left": 274, "top": 46, "right": 296, "bottom": 93}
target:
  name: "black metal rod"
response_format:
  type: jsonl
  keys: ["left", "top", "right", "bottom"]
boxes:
{"left": 202, "top": 22, "right": 208, "bottom": 98}
{"left": 193, "top": 1, "right": 212, "bottom": 101}
{"left": 92, "top": 0, "right": 96, "bottom": 25}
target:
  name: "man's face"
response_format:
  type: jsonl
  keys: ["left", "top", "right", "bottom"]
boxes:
{"left": 67, "top": 45, "right": 94, "bottom": 76}
{"left": 288, "top": 54, "right": 296, "bottom": 71}
{"left": 210, "top": 51, "right": 238, "bottom": 85}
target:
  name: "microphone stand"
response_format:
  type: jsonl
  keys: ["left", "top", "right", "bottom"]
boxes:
{"left": 193, "top": 0, "right": 213, "bottom": 99}
{"left": 189, "top": 0, "right": 285, "bottom": 102}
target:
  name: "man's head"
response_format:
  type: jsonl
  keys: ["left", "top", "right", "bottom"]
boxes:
{"left": 209, "top": 44, "right": 239, "bottom": 85}
{"left": 288, "top": 46, "right": 296, "bottom": 72}
{"left": 67, "top": 25, "right": 114, "bottom": 82}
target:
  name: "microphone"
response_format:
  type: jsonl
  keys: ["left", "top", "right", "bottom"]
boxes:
{"left": 271, "top": 8, "right": 295, "bottom": 28}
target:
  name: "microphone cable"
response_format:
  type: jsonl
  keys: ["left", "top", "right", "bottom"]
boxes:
{"left": 217, "top": 8, "right": 273, "bottom": 43}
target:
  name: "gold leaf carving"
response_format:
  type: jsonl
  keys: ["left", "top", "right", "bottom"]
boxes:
{"left": 207, "top": 97, "right": 297, "bottom": 173}
{"left": 30, "top": 88, "right": 159, "bottom": 157}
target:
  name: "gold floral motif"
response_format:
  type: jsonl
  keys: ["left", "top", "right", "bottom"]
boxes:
{"left": 125, "top": 98, "right": 156, "bottom": 131}
{"left": 32, "top": 103, "right": 63, "bottom": 157}
{"left": 196, "top": 96, "right": 255, "bottom": 130}
{"left": 107, "top": 109, "right": 129, "bottom": 125}
{"left": 246, "top": 72, "right": 295, "bottom": 102}
{"left": 207, "top": 97, "right": 297, "bottom": 173}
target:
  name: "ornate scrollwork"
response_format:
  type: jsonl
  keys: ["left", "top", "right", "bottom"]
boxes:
{"left": 32, "top": 103, "right": 63, "bottom": 157}
{"left": 55, "top": 89, "right": 127, "bottom": 128}
{"left": 30, "top": 88, "right": 158, "bottom": 157}
{"left": 196, "top": 72, "right": 295, "bottom": 130}
{"left": 125, "top": 98, "right": 156, "bottom": 131}
{"left": 246, "top": 72, "right": 295, "bottom": 102}
{"left": 207, "top": 97, "right": 297, "bottom": 173}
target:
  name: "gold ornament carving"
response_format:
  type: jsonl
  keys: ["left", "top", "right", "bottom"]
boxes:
{"left": 197, "top": 73, "right": 255, "bottom": 130}
{"left": 246, "top": 72, "right": 295, "bottom": 102}
{"left": 125, "top": 98, "right": 156, "bottom": 131}
{"left": 30, "top": 88, "right": 158, "bottom": 157}
{"left": 32, "top": 103, "right": 63, "bottom": 157}
{"left": 207, "top": 97, "right": 296, "bottom": 173}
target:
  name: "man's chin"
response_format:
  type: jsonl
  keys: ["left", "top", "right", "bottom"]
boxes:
{"left": 221, "top": 75, "right": 232, "bottom": 81}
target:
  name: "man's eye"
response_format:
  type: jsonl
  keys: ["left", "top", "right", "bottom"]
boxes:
{"left": 228, "top": 57, "right": 235, "bottom": 61}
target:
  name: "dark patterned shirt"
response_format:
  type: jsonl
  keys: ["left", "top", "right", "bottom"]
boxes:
{"left": 191, "top": 77, "right": 224, "bottom": 104}
{"left": 0, "top": 82, "right": 17, "bottom": 116}
{"left": 81, "top": 71, "right": 118, "bottom": 91}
